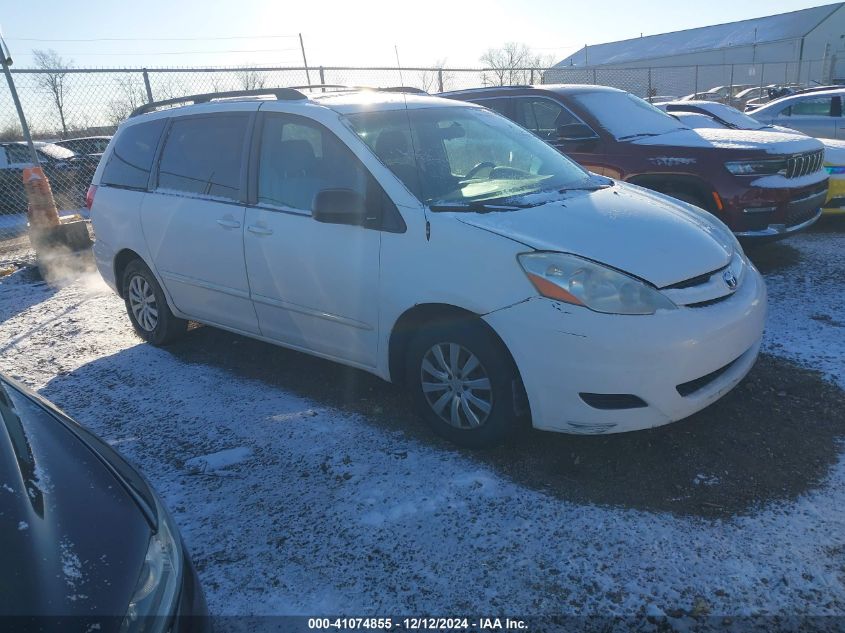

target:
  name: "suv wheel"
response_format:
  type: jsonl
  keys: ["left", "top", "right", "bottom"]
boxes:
{"left": 122, "top": 259, "right": 187, "bottom": 345}
{"left": 405, "top": 319, "right": 522, "bottom": 448}
{"left": 671, "top": 190, "right": 711, "bottom": 211}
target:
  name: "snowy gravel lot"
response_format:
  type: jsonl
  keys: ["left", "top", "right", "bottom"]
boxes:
{"left": 0, "top": 222, "right": 844, "bottom": 622}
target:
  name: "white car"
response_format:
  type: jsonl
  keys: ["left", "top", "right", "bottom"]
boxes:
{"left": 748, "top": 88, "right": 845, "bottom": 139}
{"left": 88, "top": 87, "right": 766, "bottom": 447}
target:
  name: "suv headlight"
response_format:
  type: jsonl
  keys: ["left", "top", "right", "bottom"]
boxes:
{"left": 724, "top": 159, "right": 786, "bottom": 176}
{"left": 120, "top": 496, "right": 183, "bottom": 633}
{"left": 519, "top": 252, "right": 677, "bottom": 315}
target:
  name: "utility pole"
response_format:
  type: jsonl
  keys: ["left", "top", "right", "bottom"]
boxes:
{"left": 0, "top": 29, "right": 91, "bottom": 270}
{"left": 0, "top": 35, "right": 39, "bottom": 166}
{"left": 299, "top": 33, "right": 312, "bottom": 86}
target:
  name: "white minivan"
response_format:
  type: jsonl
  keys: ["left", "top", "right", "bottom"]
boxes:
{"left": 89, "top": 87, "right": 766, "bottom": 447}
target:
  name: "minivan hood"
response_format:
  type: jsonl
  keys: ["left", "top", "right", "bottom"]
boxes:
{"left": 632, "top": 127, "right": 823, "bottom": 155}
{"left": 455, "top": 183, "right": 733, "bottom": 288}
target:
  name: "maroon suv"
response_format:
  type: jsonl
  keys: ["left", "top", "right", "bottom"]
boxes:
{"left": 440, "top": 85, "right": 828, "bottom": 240}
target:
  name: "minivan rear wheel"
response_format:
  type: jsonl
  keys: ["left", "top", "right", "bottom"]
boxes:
{"left": 405, "top": 319, "right": 521, "bottom": 448}
{"left": 122, "top": 259, "right": 187, "bottom": 346}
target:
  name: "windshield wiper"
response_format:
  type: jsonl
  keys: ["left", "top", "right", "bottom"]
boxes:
{"left": 560, "top": 182, "right": 613, "bottom": 192}
{"left": 617, "top": 132, "right": 663, "bottom": 141}
{"left": 428, "top": 201, "right": 526, "bottom": 213}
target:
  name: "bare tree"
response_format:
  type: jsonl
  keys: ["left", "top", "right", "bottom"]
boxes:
{"left": 479, "top": 43, "right": 553, "bottom": 86}
{"left": 106, "top": 74, "right": 147, "bottom": 126}
{"left": 32, "top": 49, "right": 73, "bottom": 137}
{"left": 419, "top": 58, "right": 455, "bottom": 93}
{"left": 236, "top": 69, "right": 266, "bottom": 90}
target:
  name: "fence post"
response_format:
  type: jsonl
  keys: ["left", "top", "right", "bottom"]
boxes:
{"left": 728, "top": 64, "right": 734, "bottom": 98}
{"left": 694, "top": 65, "right": 699, "bottom": 93}
{"left": 529, "top": 68, "right": 534, "bottom": 84}
{"left": 319, "top": 66, "right": 325, "bottom": 92}
{"left": 142, "top": 69, "right": 154, "bottom": 103}
{"left": 438, "top": 68, "right": 444, "bottom": 92}
{"left": 592, "top": 68, "right": 597, "bottom": 85}
{"left": 648, "top": 67, "right": 652, "bottom": 98}
{"left": 759, "top": 63, "right": 765, "bottom": 93}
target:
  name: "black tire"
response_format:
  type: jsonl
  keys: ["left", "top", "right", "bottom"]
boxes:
{"left": 121, "top": 259, "right": 187, "bottom": 345}
{"left": 670, "top": 189, "right": 711, "bottom": 211}
{"left": 405, "top": 318, "right": 522, "bottom": 448}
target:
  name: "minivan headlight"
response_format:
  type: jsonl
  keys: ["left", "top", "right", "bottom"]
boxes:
{"left": 519, "top": 252, "right": 677, "bottom": 315}
{"left": 724, "top": 159, "right": 786, "bottom": 176}
{"left": 119, "top": 496, "right": 183, "bottom": 633}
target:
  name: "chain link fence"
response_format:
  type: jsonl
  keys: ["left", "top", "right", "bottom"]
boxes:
{"left": 0, "top": 59, "right": 831, "bottom": 265}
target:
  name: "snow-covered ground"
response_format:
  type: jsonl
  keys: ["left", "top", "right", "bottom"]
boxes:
{"left": 0, "top": 227, "right": 843, "bottom": 619}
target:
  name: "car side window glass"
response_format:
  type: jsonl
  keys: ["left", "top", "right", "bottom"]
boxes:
{"left": 6, "top": 144, "right": 33, "bottom": 164}
{"left": 157, "top": 115, "right": 247, "bottom": 201}
{"left": 515, "top": 99, "right": 581, "bottom": 140}
{"left": 257, "top": 115, "right": 368, "bottom": 212}
{"left": 788, "top": 98, "right": 832, "bottom": 117}
{"left": 474, "top": 98, "right": 510, "bottom": 117}
{"left": 101, "top": 119, "right": 166, "bottom": 190}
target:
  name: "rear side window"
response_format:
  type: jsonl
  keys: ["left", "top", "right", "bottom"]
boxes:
{"left": 473, "top": 98, "right": 511, "bottom": 117}
{"left": 158, "top": 115, "right": 248, "bottom": 201}
{"left": 6, "top": 144, "right": 33, "bottom": 164}
{"left": 515, "top": 98, "right": 582, "bottom": 140}
{"left": 101, "top": 119, "right": 166, "bottom": 190}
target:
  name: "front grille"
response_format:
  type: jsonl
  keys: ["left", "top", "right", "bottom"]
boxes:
{"left": 663, "top": 268, "right": 719, "bottom": 290}
{"left": 785, "top": 150, "right": 824, "bottom": 179}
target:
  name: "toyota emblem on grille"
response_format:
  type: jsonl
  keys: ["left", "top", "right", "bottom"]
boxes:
{"left": 723, "top": 270, "right": 738, "bottom": 290}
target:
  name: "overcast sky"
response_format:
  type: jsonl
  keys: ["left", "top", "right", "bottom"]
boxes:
{"left": 1, "top": 0, "right": 837, "bottom": 68}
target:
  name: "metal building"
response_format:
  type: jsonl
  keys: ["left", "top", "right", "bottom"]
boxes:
{"left": 548, "top": 3, "right": 845, "bottom": 97}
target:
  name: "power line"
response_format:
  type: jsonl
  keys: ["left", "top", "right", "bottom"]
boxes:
{"left": 15, "top": 48, "right": 302, "bottom": 56}
{"left": 7, "top": 34, "right": 299, "bottom": 42}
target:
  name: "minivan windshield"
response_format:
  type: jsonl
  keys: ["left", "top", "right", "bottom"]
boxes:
{"left": 573, "top": 91, "right": 688, "bottom": 140}
{"left": 345, "top": 106, "right": 593, "bottom": 209}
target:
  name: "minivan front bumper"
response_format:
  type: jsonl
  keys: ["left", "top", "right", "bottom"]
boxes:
{"left": 483, "top": 265, "right": 766, "bottom": 434}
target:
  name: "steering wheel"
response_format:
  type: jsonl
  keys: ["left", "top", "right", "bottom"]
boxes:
{"left": 464, "top": 161, "right": 496, "bottom": 179}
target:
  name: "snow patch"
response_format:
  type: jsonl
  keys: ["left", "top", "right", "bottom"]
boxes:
{"left": 59, "top": 538, "right": 87, "bottom": 602}
{"left": 750, "top": 170, "right": 828, "bottom": 189}
{"left": 17, "top": 521, "right": 28, "bottom": 531}
{"left": 184, "top": 447, "right": 253, "bottom": 474}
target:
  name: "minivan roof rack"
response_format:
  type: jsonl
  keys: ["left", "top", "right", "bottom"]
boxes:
{"left": 130, "top": 87, "right": 308, "bottom": 117}
{"left": 129, "top": 85, "right": 430, "bottom": 118}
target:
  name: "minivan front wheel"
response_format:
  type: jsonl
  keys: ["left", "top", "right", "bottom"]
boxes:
{"left": 405, "top": 320, "right": 521, "bottom": 448}
{"left": 122, "top": 259, "right": 187, "bottom": 345}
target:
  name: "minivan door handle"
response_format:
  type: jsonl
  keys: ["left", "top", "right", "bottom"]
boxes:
{"left": 216, "top": 218, "right": 241, "bottom": 229}
{"left": 247, "top": 225, "right": 274, "bottom": 236}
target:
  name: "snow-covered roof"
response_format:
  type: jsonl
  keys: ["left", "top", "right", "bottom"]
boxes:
{"left": 555, "top": 3, "right": 844, "bottom": 68}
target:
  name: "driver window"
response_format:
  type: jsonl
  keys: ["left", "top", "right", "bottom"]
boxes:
{"left": 258, "top": 115, "right": 369, "bottom": 212}
{"left": 784, "top": 98, "right": 832, "bottom": 117}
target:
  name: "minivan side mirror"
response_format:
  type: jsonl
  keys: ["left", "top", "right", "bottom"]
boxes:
{"left": 312, "top": 188, "right": 368, "bottom": 225}
{"left": 557, "top": 123, "right": 598, "bottom": 142}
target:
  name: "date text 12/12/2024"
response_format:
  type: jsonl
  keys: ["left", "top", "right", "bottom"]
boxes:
{"left": 307, "top": 618, "right": 528, "bottom": 630}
